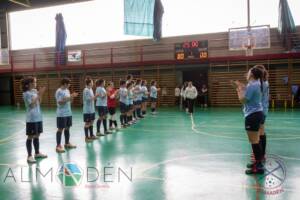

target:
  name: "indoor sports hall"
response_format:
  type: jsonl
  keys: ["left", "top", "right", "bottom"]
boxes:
{"left": 0, "top": 0, "right": 299, "bottom": 200}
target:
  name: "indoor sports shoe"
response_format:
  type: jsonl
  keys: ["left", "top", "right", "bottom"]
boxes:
{"left": 105, "top": 130, "right": 112, "bottom": 134}
{"left": 85, "top": 137, "right": 93, "bottom": 143}
{"left": 245, "top": 167, "right": 264, "bottom": 175}
{"left": 247, "top": 161, "right": 264, "bottom": 169}
{"left": 27, "top": 156, "right": 37, "bottom": 164}
{"left": 90, "top": 135, "right": 99, "bottom": 140}
{"left": 64, "top": 143, "right": 77, "bottom": 149}
{"left": 35, "top": 153, "right": 48, "bottom": 159}
{"left": 245, "top": 162, "right": 265, "bottom": 175}
{"left": 56, "top": 145, "right": 65, "bottom": 153}
{"left": 96, "top": 132, "right": 105, "bottom": 136}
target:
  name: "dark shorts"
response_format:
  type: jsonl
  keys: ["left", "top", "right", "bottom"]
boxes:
{"left": 261, "top": 114, "right": 267, "bottom": 125}
{"left": 142, "top": 97, "right": 148, "bottom": 103}
{"left": 150, "top": 97, "right": 157, "bottom": 102}
{"left": 128, "top": 104, "right": 134, "bottom": 110}
{"left": 108, "top": 107, "right": 116, "bottom": 115}
{"left": 245, "top": 112, "right": 263, "bottom": 132}
{"left": 57, "top": 116, "right": 72, "bottom": 129}
{"left": 97, "top": 106, "right": 108, "bottom": 117}
{"left": 134, "top": 100, "right": 142, "bottom": 105}
{"left": 83, "top": 113, "right": 95, "bottom": 122}
{"left": 120, "top": 102, "right": 127, "bottom": 113}
{"left": 26, "top": 122, "right": 43, "bottom": 135}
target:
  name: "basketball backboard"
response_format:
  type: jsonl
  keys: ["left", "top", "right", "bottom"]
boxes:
{"left": 229, "top": 25, "right": 271, "bottom": 56}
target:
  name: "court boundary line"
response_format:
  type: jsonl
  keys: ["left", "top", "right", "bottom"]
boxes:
{"left": 190, "top": 114, "right": 300, "bottom": 141}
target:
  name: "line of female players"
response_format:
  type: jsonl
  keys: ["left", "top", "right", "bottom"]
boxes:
{"left": 21, "top": 74, "right": 160, "bottom": 163}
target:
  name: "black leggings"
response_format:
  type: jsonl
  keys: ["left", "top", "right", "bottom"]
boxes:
{"left": 187, "top": 98, "right": 195, "bottom": 113}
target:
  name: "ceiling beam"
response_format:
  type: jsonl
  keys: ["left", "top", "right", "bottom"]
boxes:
{"left": 8, "top": 0, "right": 30, "bottom": 8}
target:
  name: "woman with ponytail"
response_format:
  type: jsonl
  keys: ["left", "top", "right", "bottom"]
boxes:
{"left": 22, "top": 77, "right": 48, "bottom": 163}
{"left": 232, "top": 67, "right": 264, "bottom": 175}
{"left": 253, "top": 65, "right": 269, "bottom": 162}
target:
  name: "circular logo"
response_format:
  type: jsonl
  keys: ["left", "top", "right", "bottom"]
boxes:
{"left": 56, "top": 163, "right": 83, "bottom": 187}
{"left": 263, "top": 154, "right": 286, "bottom": 190}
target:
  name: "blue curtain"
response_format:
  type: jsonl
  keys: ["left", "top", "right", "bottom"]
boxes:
{"left": 278, "top": 0, "right": 297, "bottom": 50}
{"left": 55, "top": 13, "right": 67, "bottom": 65}
{"left": 153, "top": 0, "right": 164, "bottom": 41}
{"left": 124, "top": 0, "right": 155, "bottom": 37}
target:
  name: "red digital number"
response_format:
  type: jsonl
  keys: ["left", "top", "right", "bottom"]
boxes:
{"left": 191, "top": 41, "right": 198, "bottom": 48}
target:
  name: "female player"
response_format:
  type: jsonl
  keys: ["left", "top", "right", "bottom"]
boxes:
{"left": 133, "top": 79, "right": 143, "bottom": 119}
{"left": 107, "top": 81, "right": 119, "bottom": 131}
{"left": 96, "top": 79, "right": 110, "bottom": 136}
{"left": 127, "top": 82, "right": 135, "bottom": 125}
{"left": 254, "top": 65, "right": 269, "bottom": 161}
{"left": 150, "top": 80, "right": 160, "bottom": 115}
{"left": 22, "top": 77, "right": 48, "bottom": 163}
{"left": 55, "top": 78, "right": 78, "bottom": 153}
{"left": 184, "top": 81, "right": 198, "bottom": 114}
{"left": 141, "top": 80, "right": 149, "bottom": 116}
{"left": 119, "top": 80, "right": 129, "bottom": 127}
{"left": 83, "top": 77, "right": 98, "bottom": 143}
{"left": 233, "top": 67, "right": 264, "bottom": 175}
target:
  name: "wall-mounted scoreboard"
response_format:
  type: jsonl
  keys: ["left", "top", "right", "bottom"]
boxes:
{"left": 175, "top": 40, "right": 208, "bottom": 60}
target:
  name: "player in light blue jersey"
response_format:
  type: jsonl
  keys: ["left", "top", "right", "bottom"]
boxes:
{"left": 83, "top": 77, "right": 99, "bottom": 142}
{"left": 95, "top": 79, "right": 110, "bottom": 136}
{"left": 233, "top": 67, "right": 264, "bottom": 175}
{"left": 55, "top": 78, "right": 79, "bottom": 153}
{"left": 126, "top": 82, "right": 135, "bottom": 125}
{"left": 133, "top": 79, "right": 144, "bottom": 119}
{"left": 22, "top": 77, "right": 48, "bottom": 163}
{"left": 141, "top": 80, "right": 149, "bottom": 116}
{"left": 254, "top": 65, "right": 269, "bottom": 161}
{"left": 150, "top": 80, "right": 160, "bottom": 115}
{"left": 119, "top": 80, "right": 129, "bottom": 127}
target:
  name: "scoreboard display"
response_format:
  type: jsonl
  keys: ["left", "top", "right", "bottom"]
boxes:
{"left": 175, "top": 40, "right": 208, "bottom": 60}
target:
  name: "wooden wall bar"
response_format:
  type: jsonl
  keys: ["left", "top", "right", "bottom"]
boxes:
{"left": 209, "top": 58, "right": 300, "bottom": 106}
{"left": 13, "top": 58, "right": 300, "bottom": 107}
{"left": 13, "top": 66, "right": 177, "bottom": 107}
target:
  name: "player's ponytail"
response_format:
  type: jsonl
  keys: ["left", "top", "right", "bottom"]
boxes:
{"left": 251, "top": 67, "right": 264, "bottom": 93}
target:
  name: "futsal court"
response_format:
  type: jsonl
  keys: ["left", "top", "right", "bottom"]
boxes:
{"left": 0, "top": 0, "right": 300, "bottom": 200}
{"left": 0, "top": 106, "right": 299, "bottom": 199}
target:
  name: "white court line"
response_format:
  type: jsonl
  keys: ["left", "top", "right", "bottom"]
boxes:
{"left": 136, "top": 152, "right": 299, "bottom": 192}
{"left": 191, "top": 114, "right": 300, "bottom": 141}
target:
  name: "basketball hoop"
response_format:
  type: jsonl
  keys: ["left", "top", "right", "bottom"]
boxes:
{"left": 243, "top": 45, "right": 254, "bottom": 57}
{"left": 242, "top": 36, "right": 255, "bottom": 56}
